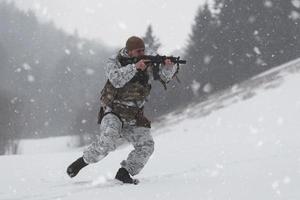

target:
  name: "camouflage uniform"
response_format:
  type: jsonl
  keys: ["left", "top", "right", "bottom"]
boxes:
{"left": 83, "top": 48, "right": 177, "bottom": 176}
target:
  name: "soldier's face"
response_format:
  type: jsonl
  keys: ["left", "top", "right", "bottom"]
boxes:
{"left": 128, "top": 48, "right": 145, "bottom": 57}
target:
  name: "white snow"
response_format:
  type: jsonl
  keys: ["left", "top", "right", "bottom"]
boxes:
{"left": 253, "top": 46, "right": 261, "bottom": 55}
{"left": 65, "top": 49, "right": 71, "bottom": 55}
{"left": 191, "top": 80, "right": 201, "bottom": 96}
{"left": 264, "top": 0, "right": 273, "bottom": 8}
{"left": 27, "top": 75, "right": 35, "bottom": 82}
{"left": 89, "top": 49, "right": 95, "bottom": 55}
{"left": 292, "top": 0, "right": 300, "bottom": 8}
{"left": 117, "top": 21, "right": 127, "bottom": 30}
{"left": 1, "top": 58, "right": 300, "bottom": 199}
{"left": 85, "top": 68, "right": 95, "bottom": 75}
{"left": 203, "top": 82, "right": 213, "bottom": 93}
{"left": 14, "top": 68, "right": 22, "bottom": 73}
{"left": 17, "top": 136, "right": 80, "bottom": 155}
{"left": 289, "top": 10, "right": 300, "bottom": 21}
{"left": 22, "top": 63, "right": 32, "bottom": 70}
{"left": 204, "top": 55, "right": 212, "bottom": 64}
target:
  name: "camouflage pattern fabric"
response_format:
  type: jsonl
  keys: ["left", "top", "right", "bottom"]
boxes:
{"left": 106, "top": 49, "right": 138, "bottom": 89}
{"left": 83, "top": 48, "right": 177, "bottom": 176}
{"left": 105, "top": 48, "right": 178, "bottom": 108}
{"left": 83, "top": 113, "right": 154, "bottom": 176}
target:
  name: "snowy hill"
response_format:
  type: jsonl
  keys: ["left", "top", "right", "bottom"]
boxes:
{"left": 1, "top": 58, "right": 300, "bottom": 200}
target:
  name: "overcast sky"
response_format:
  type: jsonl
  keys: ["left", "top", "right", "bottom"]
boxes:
{"left": 8, "top": 0, "right": 205, "bottom": 53}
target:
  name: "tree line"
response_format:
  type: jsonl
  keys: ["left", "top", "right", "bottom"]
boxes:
{"left": 0, "top": 2, "right": 111, "bottom": 153}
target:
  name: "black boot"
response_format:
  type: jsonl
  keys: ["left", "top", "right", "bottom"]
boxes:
{"left": 66, "top": 157, "right": 88, "bottom": 178}
{"left": 115, "top": 167, "right": 139, "bottom": 185}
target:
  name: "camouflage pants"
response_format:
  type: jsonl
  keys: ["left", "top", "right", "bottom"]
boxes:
{"left": 83, "top": 113, "right": 154, "bottom": 176}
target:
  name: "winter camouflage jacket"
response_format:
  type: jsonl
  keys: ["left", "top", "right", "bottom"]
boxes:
{"left": 104, "top": 48, "right": 178, "bottom": 109}
{"left": 98, "top": 48, "right": 178, "bottom": 126}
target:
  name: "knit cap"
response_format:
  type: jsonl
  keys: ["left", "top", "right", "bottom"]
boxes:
{"left": 126, "top": 36, "right": 145, "bottom": 51}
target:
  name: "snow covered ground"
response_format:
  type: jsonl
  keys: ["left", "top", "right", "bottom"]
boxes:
{"left": 1, "top": 58, "right": 300, "bottom": 200}
{"left": 16, "top": 136, "right": 80, "bottom": 155}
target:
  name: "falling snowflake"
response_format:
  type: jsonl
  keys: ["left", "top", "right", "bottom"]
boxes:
{"left": 42, "top": 7, "right": 48, "bottom": 16}
{"left": 248, "top": 16, "right": 256, "bottom": 23}
{"left": 256, "top": 58, "right": 267, "bottom": 66}
{"left": 292, "top": 0, "right": 300, "bottom": 8}
{"left": 289, "top": 11, "right": 300, "bottom": 20}
{"left": 203, "top": 83, "right": 213, "bottom": 93}
{"left": 77, "top": 42, "right": 84, "bottom": 50}
{"left": 118, "top": 22, "right": 127, "bottom": 30}
{"left": 253, "top": 47, "right": 261, "bottom": 55}
{"left": 257, "top": 140, "right": 264, "bottom": 147}
{"left": 89, "top": 49, "right": 95, "bottom": 55}
{"left": 34, "top": 3, "right": 41, "bottom": 11}
{"left": 65, "top": 49, "right": 71, "bottom": 55}
{"left": 204, "top": 55, "right": 212, "bottom": 64}
{"left": 283, "top": 176, "right": 291, "bottom": 184}
{"left": 272, "top": 181, "right": 279, "bottom": 189}
{"left": 15, "top": 68, "right": 21, "bottom": 73}
{"left": 191, "top": 80, "right": 201, "bottom": 96}
{"left": 10, "top": 97, "right": 18, "bottom": 104}
{"left": 264, "top": 0, "right": 273, "bottom": 8}
{"left": 22, "top": 63, "right": 32, "bottom": 70}
{"left": 277, "top": 117, "right": 284, "bottom": 125}
{"left": 85, "top": 68, "right": 95, "bottom": 75}
{"left": 27, "top": 75, "right": 35, "bottom": 82}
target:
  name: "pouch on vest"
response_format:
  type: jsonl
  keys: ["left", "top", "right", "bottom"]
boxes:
{"left": 115, "top": 82, "right": 151, "bottom": 102}
{"left": 110, "top": 104, "right": 151, "bottom": 128}
{"left": 136, "top": 110, "right": 151, "bottom": 128}
{"left": 100, "top": 80, "right": 117, "bottom": 107}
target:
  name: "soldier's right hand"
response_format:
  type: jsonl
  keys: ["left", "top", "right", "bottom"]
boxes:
{"left": 135, "top": 59, "right": 150, "bottom": 71}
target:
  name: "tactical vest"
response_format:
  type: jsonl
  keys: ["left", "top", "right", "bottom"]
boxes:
{"left": 99, "top": 70, "right": 152, "bottom": 127}
{"left": 100, "top": 71, "right": 151, "bottom": 107}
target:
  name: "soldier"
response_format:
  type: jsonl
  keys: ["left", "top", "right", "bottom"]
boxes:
{"left": 66, "top": 36, "right": 178, "bottom": 184}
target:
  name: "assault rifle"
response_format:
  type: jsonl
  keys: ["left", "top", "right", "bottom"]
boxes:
{"left": 119, "top": 55, "right": 186, "bottom": 81}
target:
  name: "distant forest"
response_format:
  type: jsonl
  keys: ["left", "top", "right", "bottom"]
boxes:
{"left": 0, "top": 2, "right": 112, "bottom": 154}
